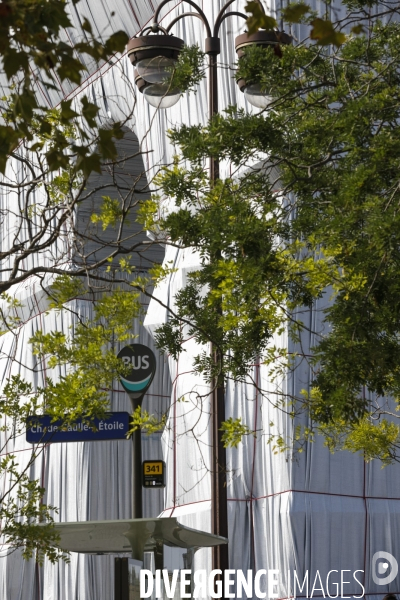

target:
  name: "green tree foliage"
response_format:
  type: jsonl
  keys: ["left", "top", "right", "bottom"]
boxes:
{"left": 0, "top": 0, "right": 128, "bottom": 173}
{"left": 147, "top": 11, "right": 400, "bottom": 463}
{"left": 0, "top": 283, "right": 145, "bottom": 561}
{"left": 246, "top": 0, "right": 358, "bottom": 47}
{"left": 169, "top": 45, "right": 206, "bottom": 94}
{"left": 0, "top": 0, "right": 144, "bottom": 298}
{"left": 0, "top": 453, "right": 69, "bottom": 564}
{"left": 3, "top": 0, "right": 400, "bottom": 566}
{"left": 0, "top": 0, "right": 151, "bottom": 563}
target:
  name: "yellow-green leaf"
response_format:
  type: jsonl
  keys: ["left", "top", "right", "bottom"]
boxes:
{"left": 351, "top": 24, "right": 365, "bottom": 35}
{"left": 245, "top": 1, "right": 277, "bottom": 34}
{"left": 281, "top": 3, "right": 310, "bottom": 24}
{"left": 310, "top": 18, "right": 346, "bottom": 47}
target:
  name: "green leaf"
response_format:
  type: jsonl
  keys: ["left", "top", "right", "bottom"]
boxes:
{"left": 57, "top": 54, "right": 86, "bottom": 84}
{"left": 3, "top": 47, "right": 29, "bottom": 79}
{"left": 129, "top": 406, "right": 166, "bottom": 436}
{"left": 80, "top": 96, "right": 99, "bottom": 128}
{"left": 39, "top": 120, "right": 53, "bottom": 135}
{"left": 110, "top": 122, "right": 124, "bottom": 140}
{"left": 245, "top": 1, "right": 277, "bottom": 34}
{"left": 81, "top": 17, "right": 93, "bottom": 33}
{"left": 0, "top": 124, "right": 19, "bottom": 157}
{"left": 104, "top": 31, "right": 129, "bottom": 54}
{"left": 45, "top": 147, "right": 70, "bottom": 171}
{"left": 351, "top": 24, "right": 365, "bottom": 34}
{"left": 310, "top": 18, "right": 346, "bottom": 46}
{"left": 97, "top": 128, "right": 118, "bottom": 160}
{"left": 76, "top": 152, "right": 102, "bottom": 178}
{"left": 281, "top": 2, "right": 310, "bottom": 23}
{"left": 220, "top": 417, "right": 253, "bottom": 448}
{"left": 14, "top": 91, "right": 37, "bottom": 121}
{"left": 49, "top": 274, "right": 86, "bottom": 309}
{"left": 91, "top": 196, "right": 123, "bottom": 230}
{"left": 60, "top": 100, "right": 78, "bottom": 122}
{"left": 29, "top": 142, "right": 45, "bottom": 152}
{"left": 168, "top": 44, "right": 205, "bottom": 95}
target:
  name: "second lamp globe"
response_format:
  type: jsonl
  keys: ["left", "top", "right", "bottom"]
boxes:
{"left": 243, "top": 83, "right": 272, "bottom": 109}
{"left": 235, "top": 30, "right": 292, "bottom": 110}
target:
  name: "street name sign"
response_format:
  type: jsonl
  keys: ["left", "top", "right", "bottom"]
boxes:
{"left": 26, "top": 412, "right": 131, "bottom": 444}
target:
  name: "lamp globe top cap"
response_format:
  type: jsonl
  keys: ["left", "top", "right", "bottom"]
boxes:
{"left": 235, "top": 29, "right": 292, "bottom": 58}
{"left": 127, "top": 33, "right": 184, "bottom": 67}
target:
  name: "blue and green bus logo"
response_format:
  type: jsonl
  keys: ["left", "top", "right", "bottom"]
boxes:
{"left": 117, "top": 344, "right": 156, "bottom": 399}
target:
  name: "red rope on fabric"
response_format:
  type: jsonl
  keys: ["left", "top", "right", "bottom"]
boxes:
{"left": 161, "top": 498, "right": 211, "bottom": 513}
{"left": 362, "top": 385, "right": 369, "bottom": 599}
{"left": 33, "top": 285, "right": 48, "bottom": 600}
{"left": 169, "top": 348, "right": 180, "bottom": 516}
{"left": 74, "top": 483, "right": 400, "bottom": 512}
{"left": 124, "top": 0, "right": 141, "bottom": 27}
{"left": 250, "top": 359, "right": 260, "bottom": 570}
{"left": 363, "top": 458, "right": 368, "bottom": 598}
{"left": 162, "top": 484, "right": 392, "bottom": 511}
{"left": 0, "top": 444, "right": 52, "bottom": 458}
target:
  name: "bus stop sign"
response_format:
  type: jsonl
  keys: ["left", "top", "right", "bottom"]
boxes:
{"left": 117, "top": 344, "right": 156, "bottom": 400}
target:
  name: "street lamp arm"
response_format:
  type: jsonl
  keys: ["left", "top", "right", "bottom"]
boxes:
{"left": 166, "top": 12, "right": 206, "bottom": 34}
{"left": 213, "top": 11, "right": 248, "bottom": 37}
{"left": 153, "top": 0, "right": 212, "bottom": 38}
{"left": 140, "top": 24, "right": 170, "bottom": 36}
{"left": 214, "top": 0, "right": 236, "bottom": 32}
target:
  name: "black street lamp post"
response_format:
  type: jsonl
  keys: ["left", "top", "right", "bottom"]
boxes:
{"left": 127, "top": 0, "right": 291, "bottom": 580}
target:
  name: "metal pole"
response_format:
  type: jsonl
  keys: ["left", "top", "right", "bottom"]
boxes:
{"left": 129, "top": 397, "right": 143, "bottom": 522}
{"left": 141, "top": 0, "right": 247, "bottom": 580}
{"left": 131, "top": 403, "right": 143, "bottom": 520}
{"left": 117, "top": 344, "right": 156, "bottom": 525}
{"left": 206, "top": 37, "right": 220, "bottom": 178}
{"left": 205, "top": 33, "right": 229, "bottom": 577}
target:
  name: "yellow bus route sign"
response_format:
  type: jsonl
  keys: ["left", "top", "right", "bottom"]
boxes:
{"left": 142, "top": 460, "right": 166, "bottom": 488}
